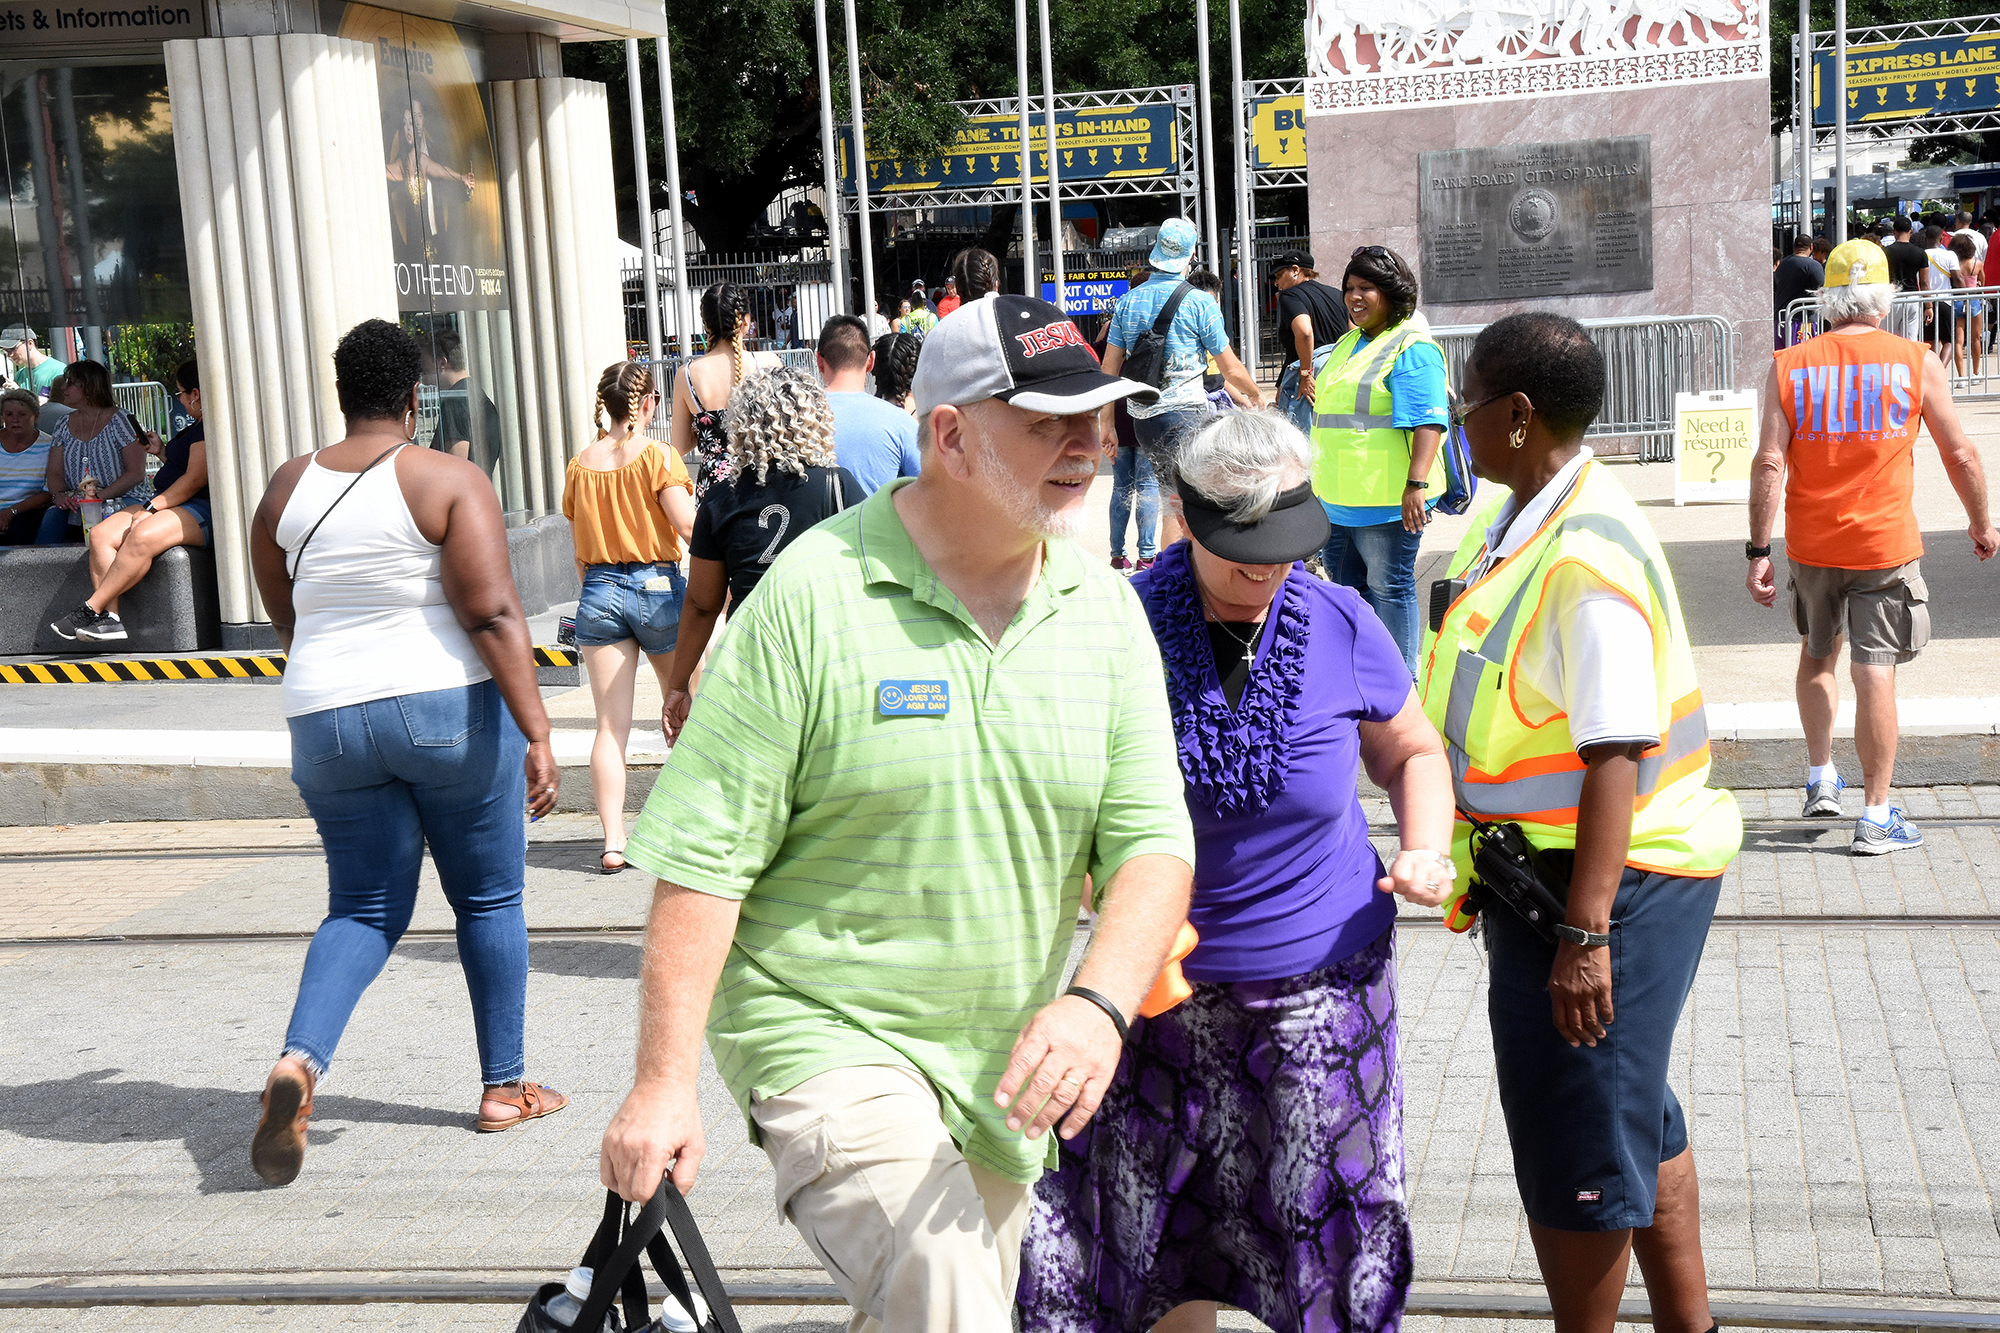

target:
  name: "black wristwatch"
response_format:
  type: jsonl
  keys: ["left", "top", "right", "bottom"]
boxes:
{"left": 1745, "top": 542, "right": 1771, "bottom": 560}
{"left": 1553, "top": 923, "right": 1611, "bottom": 948}
{"left": 1405, "top": 478, "right": 1429, "bottom": 491}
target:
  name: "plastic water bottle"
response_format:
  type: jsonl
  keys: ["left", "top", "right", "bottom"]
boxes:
{"left": 651, "top": 1290, "right": 708, "bottom": 1333}
{"left": 541, "top": 1266, "right": 596, "bottom": 1328}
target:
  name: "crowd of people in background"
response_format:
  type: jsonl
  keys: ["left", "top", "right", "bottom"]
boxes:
{"left": 1777, "top": 208, "right": 2000, "bottom": 372}
{"left": 16, "top": 206, "right": 1992, "bottom": 1333}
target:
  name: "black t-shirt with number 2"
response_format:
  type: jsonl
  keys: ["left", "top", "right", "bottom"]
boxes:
{"left": 690, "top": 463, "right": 864, "bottom": 605}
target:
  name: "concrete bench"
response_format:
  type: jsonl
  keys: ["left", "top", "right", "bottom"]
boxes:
{"left": 1, "top": 544, "right": 221, "bottom": 655}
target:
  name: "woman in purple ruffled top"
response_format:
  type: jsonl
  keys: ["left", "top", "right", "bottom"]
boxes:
{"left": 1018, "top": 410, "right": 1456, "bottom": 1333}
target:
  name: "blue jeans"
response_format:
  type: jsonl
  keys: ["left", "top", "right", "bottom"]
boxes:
{"left": 1322, "top": 519, "right": 1423, "bottom": 677}
{"left": 283, "top": 679, "right": 529, "bottom": 1084}
{"left": 1109, "top": 447, "right": 1159, "bottom": 560}
{"left": 1131, "top": 405, "right": 1211, "bottom": 484}
{"left": 577, "top": 561, "right": 684, "bottom": 657}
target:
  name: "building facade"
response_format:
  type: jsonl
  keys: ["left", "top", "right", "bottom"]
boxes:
{"left": 2, "top": 0, "right": 660, "bottom": 641}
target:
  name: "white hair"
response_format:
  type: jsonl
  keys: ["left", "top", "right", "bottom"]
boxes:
{"left": 1817, "top": 282, "right": 1894, "bottom": 325}
{"left": 1173, "top": 410, "right": 1315, "bottom": 524}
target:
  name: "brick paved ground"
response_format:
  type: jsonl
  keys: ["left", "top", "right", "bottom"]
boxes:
{"left": 7, "top": 800, "right": 2000, "bottom": 1328}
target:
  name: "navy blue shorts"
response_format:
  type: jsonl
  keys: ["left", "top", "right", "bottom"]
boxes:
{"left": 576, "top": 561, "right": 684, "bottom": 657}
{"left": 1484, "top": 857, "right": 1721, "bottom": 1232}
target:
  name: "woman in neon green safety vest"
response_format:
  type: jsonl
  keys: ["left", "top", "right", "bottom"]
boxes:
{"left": 1419, "top": 313, "right": 1740, "bottom": 1333}
{"left": 1310, "top": 245, "right": 1449, "bottom": 677}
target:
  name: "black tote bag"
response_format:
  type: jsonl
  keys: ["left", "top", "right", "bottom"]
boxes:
{"left": 515, "top": 1180, "right": 742, "bottom": 1333}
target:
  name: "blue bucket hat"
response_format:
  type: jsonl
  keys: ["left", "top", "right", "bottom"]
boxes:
{"left": 1149, "top": 217, "right": 1198, "bottom": 274}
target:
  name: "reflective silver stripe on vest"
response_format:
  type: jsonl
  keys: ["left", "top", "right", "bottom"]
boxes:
{"left": 1313, "top": 410, "right": 1397, "bottom": 431}
{"left": 1447, "top": 699, "right": 1709, "bottom": 817}
{"left": 1316, "top": 328, "right": 1422, "bottom": 433}
{"left": 1438, "top": 503, "right": 1703, "bottom": 817}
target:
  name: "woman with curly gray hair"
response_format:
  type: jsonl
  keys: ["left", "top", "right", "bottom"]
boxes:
{"left": 663, "top": 366, "right": 861, "bottom": 739}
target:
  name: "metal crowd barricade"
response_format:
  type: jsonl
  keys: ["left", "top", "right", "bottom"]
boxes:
{"left": 1781, "top": 287, "right": 2000, "bottom": 400}
{"left": 625, "top": 252, "right": 838, "bottom": 351}
{"left": 112, "top": 381, "right": 173, "bottom": 437}
{"left": 1430, "top": 315, "right": 1735, "bottom": 462}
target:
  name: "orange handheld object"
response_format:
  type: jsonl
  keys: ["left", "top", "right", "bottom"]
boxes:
{"left": 1137, "top": 922, "right": 1201, "bottom": 1018}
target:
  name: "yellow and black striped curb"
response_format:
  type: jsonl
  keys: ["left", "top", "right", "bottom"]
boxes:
{"left": 0, "top": 646, "right": 579, "bottom": 684}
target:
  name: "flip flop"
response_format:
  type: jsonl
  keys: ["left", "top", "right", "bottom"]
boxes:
{"left": 477, "top": 1080, "right": 569, "bottom": 1133}
{"left": 251, "top": 1063, "right": 315, "bottom": 1186}
{"left": 600, "top": 851, "right": 627, "bottom": 874}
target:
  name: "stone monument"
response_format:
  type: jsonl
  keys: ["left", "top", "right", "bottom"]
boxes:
{"left": 1303, "top": 0, "right": 1771, "bottom": 395}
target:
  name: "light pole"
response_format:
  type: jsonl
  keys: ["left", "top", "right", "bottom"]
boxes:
{"left": 1833, "top": 0, "right": 1848, "bottom": 242}
{"left": 624, "top": 40, "right": 662, "bottom": 363}
{"left": 812, "top": 0, "right": 848, "bottom": 314}
{"left": 844, "top": 0, "right": 879, "bottom": 326}
{"left": 1228, "top": 0, "right": 1255, "bottom": 374}
{"left": 1015, "top": 0, "right": 1035, "bottom": 292}
{"left": 1038, "top": 0, "right": 1063, "bottom": 307}
{"left": 655, "top": 28, "right": 693, "bottom": 355}
{"left": 1195, "top": 0, "right": 1220, "bottom": 272}
{"left": 1796, "top": 9, "right": 1812, "bottom": 240}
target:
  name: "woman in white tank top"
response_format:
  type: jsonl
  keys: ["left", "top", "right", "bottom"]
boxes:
{"left": 242, "top": 319, "right": 565, "bottom": 1187}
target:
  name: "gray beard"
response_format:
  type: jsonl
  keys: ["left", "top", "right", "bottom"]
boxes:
{"left": 974, "top": 427, "right": 1089, "bottom": 540}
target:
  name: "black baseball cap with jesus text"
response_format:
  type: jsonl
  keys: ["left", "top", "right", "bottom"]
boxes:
{"left": 912, "top": 294, "right": 1160, "bottom": 417}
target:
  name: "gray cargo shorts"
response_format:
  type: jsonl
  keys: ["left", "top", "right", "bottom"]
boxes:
{"left": 1789, "top": 558, "right": 1930, "bottom": 665}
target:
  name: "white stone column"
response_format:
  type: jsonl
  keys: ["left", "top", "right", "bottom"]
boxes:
{"left": 165, "top": 35, "right": 397, "bottom": 633}
{"left": 492, "top": 75, "right": 624, "bottom": 498}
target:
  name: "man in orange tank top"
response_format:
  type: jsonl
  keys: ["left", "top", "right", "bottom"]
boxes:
{"left": 1749, "top": 240, "right": 1999, "bottom": 854}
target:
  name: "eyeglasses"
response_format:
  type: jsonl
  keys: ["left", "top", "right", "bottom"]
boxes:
{"left": 1351, "top": 245, "right": 1391, "bottom": 260}
{"left": 1448, "top": 391, "right": 1508, "bottom": 429}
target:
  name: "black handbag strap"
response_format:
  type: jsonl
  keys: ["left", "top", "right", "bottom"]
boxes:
{"left": 570, "top": 1182, "right": 742, "bottom": 1333}
{"left": 1149, "top": 281, "right": 1193, "bottom": 338}
{"left": 285, "top": 441, "right": 406, "bottom": 580}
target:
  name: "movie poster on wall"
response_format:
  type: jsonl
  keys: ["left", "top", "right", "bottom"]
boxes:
{"left": 338, "top": 2, "right": 506, "bottom": 311}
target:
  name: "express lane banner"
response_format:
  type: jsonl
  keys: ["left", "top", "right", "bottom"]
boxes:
{"left": 835, "top": 104, "right": 1178, "bottom": 196}
{"left": 1812, "top": 33, "right": 2000, "bottom": 126}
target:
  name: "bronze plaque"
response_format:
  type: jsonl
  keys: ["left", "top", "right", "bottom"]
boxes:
{"left": 1419, "top": 136, "right": 1652, "bottom": 304}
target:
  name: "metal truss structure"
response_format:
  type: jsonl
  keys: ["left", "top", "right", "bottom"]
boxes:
{"left": 1805, "top": 14, "right": 2000, "bottom": 144}
{"left": 832, "top": 84, "right": 1199, "bottom": 215}
{"left": 1242, "top": 78, "right": 1308, "bottom": 190}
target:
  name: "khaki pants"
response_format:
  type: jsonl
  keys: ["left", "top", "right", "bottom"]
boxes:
{"left": 750, "top": 1065, "right": 1032, "bottom": 1333}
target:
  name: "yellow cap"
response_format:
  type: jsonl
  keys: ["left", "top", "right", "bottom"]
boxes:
{"left": 1824, "top": 239, "right": 1891, "bottom": 288}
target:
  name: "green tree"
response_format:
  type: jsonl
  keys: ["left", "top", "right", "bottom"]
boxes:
{"left": 564, "top": 0, "right": 1303, "bottom": 253}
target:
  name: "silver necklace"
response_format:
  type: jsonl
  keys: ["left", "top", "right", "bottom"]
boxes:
{"left": 1211, "top": 618, "right": 1260, "bottom": 662}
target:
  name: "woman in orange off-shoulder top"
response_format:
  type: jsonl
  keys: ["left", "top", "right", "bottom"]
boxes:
{"left": 561, "top": 360, "right": 695, "bottom": 873}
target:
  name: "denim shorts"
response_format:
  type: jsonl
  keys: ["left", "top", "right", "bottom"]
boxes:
{"left": 1485, "top": 858, "right": 1721, "bottom": 1231}
{"left": 576, "top": 561, "right": 684, "bottom": 656}
{"left": 175, "top": 495, "right": 213, "bottom": 546}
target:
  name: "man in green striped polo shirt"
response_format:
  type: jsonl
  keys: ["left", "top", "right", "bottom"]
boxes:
{"left": 601, "top": 296, "right": 1196, "bottom": 1331}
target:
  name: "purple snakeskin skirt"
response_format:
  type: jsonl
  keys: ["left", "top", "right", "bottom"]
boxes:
{"left": 1018, "top": 926, "right": 1411, "bottom": 1333}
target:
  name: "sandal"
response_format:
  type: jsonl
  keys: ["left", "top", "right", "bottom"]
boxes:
{"left": 251, "top": 1060, "right": 315, "bottom": 1186}
{"left": 477, "top": 1079, "right": 569, "bottom": 1133}
{"left": 600, "top": 850, "right": 627, "bottom": 875}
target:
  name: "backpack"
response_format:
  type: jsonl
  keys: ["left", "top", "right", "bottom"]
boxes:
{"left": 1120, "top": 282, "right": 1193, "bottom": 389}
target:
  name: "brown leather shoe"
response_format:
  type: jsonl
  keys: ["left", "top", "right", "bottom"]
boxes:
{"left": 476, "top": 1079, "right": 568, "bottom": 1133}
{"left": 251, "top": 1061, "right": 315, "bottom": 1185}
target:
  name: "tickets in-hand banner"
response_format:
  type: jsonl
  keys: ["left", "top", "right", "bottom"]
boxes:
{"left": 835, "top": 104, "right": 1178, "bottom": 196}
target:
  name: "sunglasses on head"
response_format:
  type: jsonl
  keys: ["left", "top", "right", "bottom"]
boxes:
{"left": 1351, "top": 245, "right": 1391, "bottom": 260}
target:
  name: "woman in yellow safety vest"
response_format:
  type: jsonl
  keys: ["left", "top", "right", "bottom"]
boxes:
{"left": 1420, "top": 312, "right": 1740, "bottom": 1333}
{"left": 1311, "top": 245, "right": 1449, "bottom": 677}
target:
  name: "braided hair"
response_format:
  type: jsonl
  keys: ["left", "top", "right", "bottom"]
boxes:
{"left": 871, "top": 332, "right": 922, "bottom": 407}
{"left": 701, "top": 281, "right": 750, "bottom": 388}
{"left": 594, "top": 360, "right": 656, "bottom": 435}
{"left": 950, "top": 247, "right": 1001, "bottom": 301}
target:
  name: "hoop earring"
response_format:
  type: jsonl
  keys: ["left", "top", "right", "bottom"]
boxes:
{"left": 404, "top": 408, "right": 416, "bottom": 439}
{"left": 1509, "top": 425, "right": 1527, "bottom": 449}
